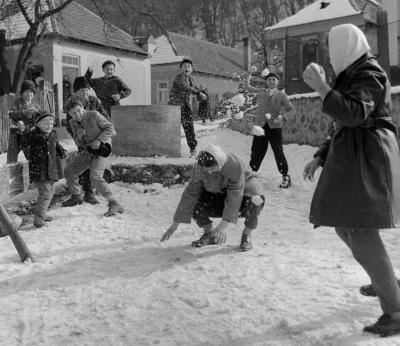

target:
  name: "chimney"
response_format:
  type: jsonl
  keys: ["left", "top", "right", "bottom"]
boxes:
{"left": 243, "top": 37, "right": 251, "bottom": 72}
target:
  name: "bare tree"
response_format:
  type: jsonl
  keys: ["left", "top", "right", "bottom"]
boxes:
{"left": 3, "top": 0, "right": 76, "bottom": 92}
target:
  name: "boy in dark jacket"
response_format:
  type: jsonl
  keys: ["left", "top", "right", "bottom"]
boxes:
{"left": 84, "top": 60, "right": 131, "bottom": 117}
{"left": 168, "top": 57, "right": 207, "bottom": 156}
{"left": 161, "top": 144, "right": 265, "bottom": 251}
{"left": 8, "top": 80, "right": 40, "bottom": 163}
{"left": 28, "top": 112, "right": 66, "bottom": 228}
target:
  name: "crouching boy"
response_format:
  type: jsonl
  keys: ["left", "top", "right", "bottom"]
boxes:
{"left": 62, "top": 98, "right": 123, "bottom": 217}
{"left": 161, "top": 144, "right": 265, "bottom": 251}
{"left": 28, "top": 112, "right": 67, "bottom": 227}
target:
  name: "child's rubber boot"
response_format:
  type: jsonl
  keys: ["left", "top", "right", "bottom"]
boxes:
{"left": 104, "top": 199, "right": 124, "bottom": 217}
{"left": 279, "top": 175, "right": 291, "bottom": 188}
{"left": 62, "top": 194, "right": 83, "bottom": 207}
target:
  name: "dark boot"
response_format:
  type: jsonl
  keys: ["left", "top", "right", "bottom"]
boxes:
{"left": 84, "top": 192, "right": 100, "bottom": 205}
{"left": 191, "top": 225, "right": 216, "bottom": 247}
{"left": 43, "top": 214, "right": 54, "bottom": 222}
{"left": 62, "top": 194, "right": 83, "bottom": 207}
{"left": 363, "top": 314, "right": 400, "bottom": 337}
{"left": 360, "top": 279, "right": 400, "bottom": 297}
{"left": 33, "top": 215, "right": 45, "bottom": 228}
{"left": 240, "top": 232, "right": 253, "bottom": 252}
{"left": 279, "top": 175, "right": 291, "bottom": 188}
{"left": 104, "top": 199, "right": 124, "bottom": 217}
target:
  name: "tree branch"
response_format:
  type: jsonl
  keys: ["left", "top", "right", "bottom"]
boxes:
{"left": 16, "top": 0, "right": 33, "bottom": 26}
{"left": 41, "top": 0, "right": 75, "bottom": 19}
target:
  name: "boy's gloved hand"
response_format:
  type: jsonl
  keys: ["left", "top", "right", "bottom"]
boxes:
{"left": 90, "top": 139, "right": 101, "bottom": 149}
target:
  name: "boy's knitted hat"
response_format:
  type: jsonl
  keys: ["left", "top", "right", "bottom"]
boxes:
{"left": 65, "top": 96, "right": 83, "bottom": 111}
{"left": 73, "top": 76, "right": 90, "bottom": 92}
{"left": 180, "top": 56, "right": 193, "bottom": 68}
{"left": 36, "top": 111, "right": 54, "bottom": 124}
{"left": 20, "top": 80, "right": 36, "bottom": 95}
{"left": 197, "top": 151, "right": 217, "bottom": 167}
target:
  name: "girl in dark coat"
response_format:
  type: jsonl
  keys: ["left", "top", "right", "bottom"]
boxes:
{"left": 303, "top": 24, "right": 400, "bottom": 337}
{"left": 28, "top": 112, "right": 66, "bottom": 228}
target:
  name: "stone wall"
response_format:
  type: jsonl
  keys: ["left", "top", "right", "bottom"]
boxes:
{"left": 226, "top": 91, "right": 400, "bottom": 147}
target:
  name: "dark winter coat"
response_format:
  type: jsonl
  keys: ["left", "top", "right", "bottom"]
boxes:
{"left": 173, "top": 152, "right": 264, "bottom": 224}
{"left": 168, "top": 73, "right": 201, "bottom": 109}
{"left": 28, "top": 127, "right": 66, "bottom": 183}
{"left": 84, "top": 69, "right": 131, "bottom": 111}
{"left": 310, "top": 54, "right": 400, "bottom": 228}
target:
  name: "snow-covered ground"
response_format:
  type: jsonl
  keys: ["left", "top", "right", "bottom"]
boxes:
{"left": 0, "top": 121, "right": 399, "bottom": 346}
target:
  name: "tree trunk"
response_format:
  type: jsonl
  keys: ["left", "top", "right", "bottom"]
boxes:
{"left": 0, "top": 29, "right": 11, "bottom": 96}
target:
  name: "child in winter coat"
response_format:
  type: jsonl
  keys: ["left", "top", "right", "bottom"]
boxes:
{"left": 8, "top": 80, "right": 40, "bottom": 163}
{"left": 62, "top": 98, "right": 124, "bottom": 217}
{"left": 161, "top": 144, "right": 265, "bottom": 252}
{"left": 28, "top": 112, "right": 66, "bottom": 228}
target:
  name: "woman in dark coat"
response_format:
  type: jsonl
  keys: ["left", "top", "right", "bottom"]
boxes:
{"left": 303, "top": 24, "right": 400, "bottom": 337}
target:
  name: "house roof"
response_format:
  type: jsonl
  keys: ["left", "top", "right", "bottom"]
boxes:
{"left": 151, "top": 32, "right": 245, "bottom": 78}
{"left": 264, "top": 0, "right": 380, "bottom": 31}
{"left": 0, "top": 1, "right": 146, "bottom": 56}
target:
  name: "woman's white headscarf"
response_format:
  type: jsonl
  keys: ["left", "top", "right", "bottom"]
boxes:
{"left": 328, "top": 24, "right": 371, "bottom": 76}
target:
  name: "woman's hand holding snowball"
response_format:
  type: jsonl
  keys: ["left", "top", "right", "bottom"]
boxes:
{"left": 303, "top": 63, "right": 331, "bottom": 100}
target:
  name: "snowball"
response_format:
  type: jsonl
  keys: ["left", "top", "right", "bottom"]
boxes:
{"left": 231, "top": 94, "right": 245, "bottom": 108}
{"left": 261, "top": 68, "right": 270, "bottom": 78}
{"left": 251, "top": 195, "right": 264, "bottom": 206}
{"left": 265, "top": 113, "right": 271, "bottom": 120}
{"left": 233, "top": 111, "right": 244, "bottom": 120}
{"left": 252, "top": 125, "right": 265, "bottom": 136}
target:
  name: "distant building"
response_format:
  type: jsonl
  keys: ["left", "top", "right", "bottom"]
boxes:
{"left": 0, "top": 0, "right": 151, "bottom": 117}
{"left": 150, "top": 32, "right": 252, "bottom": 115}
{"left": 263, "top": 0, "right": 383, "bottom": 94}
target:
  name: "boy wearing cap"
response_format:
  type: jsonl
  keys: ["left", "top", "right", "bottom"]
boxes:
{"left": 65, "top": 76, "right": 110, "bottom": 205}
{"left": 161, "top": 144, "right": 265, "bottom": 252}
{"left": 62, "top": 98, "right": 124, "bottom": 217}
{"left": 248, "top": 72, "right": 294, "bottom": 188}
{"left": 168, "top": 57, "right": 207, "bottom": 156}
{"left": 27, "top": 112, "right": 66, "bottom": 227}
{"left": 84, "top": 60, "right": 131, "bottom": 117}
{"left": 7, "top": 80, "right": 40, "bottom": 163}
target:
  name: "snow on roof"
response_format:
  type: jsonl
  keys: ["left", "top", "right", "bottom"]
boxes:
{"left": 265, "top": 0, "right": 363, "bottom": 31}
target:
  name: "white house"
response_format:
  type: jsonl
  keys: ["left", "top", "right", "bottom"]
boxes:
{"left": 1, "top": 0, "right": 151, "bottom": 117}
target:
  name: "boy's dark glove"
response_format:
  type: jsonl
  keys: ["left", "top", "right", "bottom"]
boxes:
{"left": 87, "top": 142, "right": 111, "bottom": 158}
{"left": 56, "top": 145, "right": 67, "bottom": 159}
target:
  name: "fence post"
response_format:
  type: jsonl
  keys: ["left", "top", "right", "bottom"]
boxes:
{"left": 377, "top": 9, "right": 391, "bottom": 80}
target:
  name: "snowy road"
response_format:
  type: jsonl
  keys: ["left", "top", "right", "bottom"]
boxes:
{"left": 0, "top": 124, "right": 399, "bottom": 345}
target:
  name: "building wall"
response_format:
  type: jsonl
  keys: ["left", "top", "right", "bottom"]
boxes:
{"left": 382, "top": 0, "right": 399, "bottom": 66}
{"left": 151, "top": 64, "right": 240, "bottom": 106}
{"left": 52, "top": 40, "right": 151, "bottom": 116}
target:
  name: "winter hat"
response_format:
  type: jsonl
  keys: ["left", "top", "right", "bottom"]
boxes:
{"left": 101, "top": 60, "right": 115, "bottom": 69}
{"left": 329, "top": 24, "right": 370, "bottom": 75}
{"left": 197, "top": 151, "right": 217, "bottom": 167}
{"left": 73, "top": 76, "right": 90, "bottom": 92}
{"left": 35, "top": 111, "right": 54, "bottom": 124}
{"left": 180, "top": 56, "right": 193, "bottom": 68}
{"left": 20, "top": 80, "right": 36, "bottom": 95}
{"left": 264, "top": 72, "right": 280, "bottom": 81}
{"left": 202, "top": 144, "right": 227, "bottom": 169}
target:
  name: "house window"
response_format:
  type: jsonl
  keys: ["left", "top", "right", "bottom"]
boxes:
{"left": 302, "top": 41, "right": 318, "bottom": 72}
{"left": 0, "top": 2, "right": 20, "bottom": 20}
{"left": 157, "top": 81, "right": 169, "bottom": 104}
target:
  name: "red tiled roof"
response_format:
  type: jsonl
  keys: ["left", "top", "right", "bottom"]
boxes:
{"left": 166, "top": 32, "right": 245, "bottom": 78}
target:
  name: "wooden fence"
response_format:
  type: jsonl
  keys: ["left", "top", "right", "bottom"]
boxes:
{"left": 0, "top": 80, "right": 56, "bottom": 153}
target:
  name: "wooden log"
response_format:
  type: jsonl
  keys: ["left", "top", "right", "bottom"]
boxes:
{"left": 0, "top": 205, "right": 33, "bottom": 262}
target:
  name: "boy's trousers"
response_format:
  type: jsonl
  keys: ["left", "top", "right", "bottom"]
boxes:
{"left": 181, "top": 105, "right": 197, "bottom": 152}
{"left": 7, "top": 128, "right": 30, "bottom": 164}
{"left": 35, "top": 181, "right": 55, "bottom": 217}
{"left": 65, "top": 150, "right": 112, "bottom": 199}
{"left": 193, "top": 191, "right": 264, "bottom": 230}
{"left": 336, "top": 227, "right": 400, "bottom": 314}
{"left": 249, "top": 126, "right": 288, "bottom": 175}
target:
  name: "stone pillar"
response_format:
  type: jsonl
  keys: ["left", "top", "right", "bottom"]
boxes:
{"left": 112, "top": 105, "right": 181, "bottom": 158}
{"left": 377, "top": 9, "right": 391, "bottom": 80}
